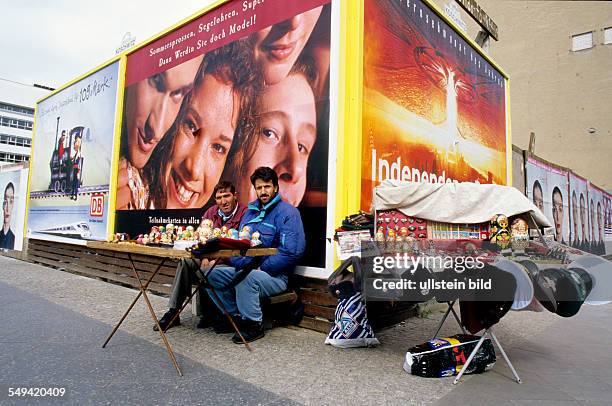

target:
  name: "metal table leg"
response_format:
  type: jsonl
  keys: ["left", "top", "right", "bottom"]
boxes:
{"left": 130, "top": 254, "right": 183, "bottom": 376}
{"left": 102, "top": 256, "right": 167, "bottom": 348}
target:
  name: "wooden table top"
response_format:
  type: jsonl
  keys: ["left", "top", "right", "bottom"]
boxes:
{"left": 86, "top": 241, "right": 277, "bottom": 259}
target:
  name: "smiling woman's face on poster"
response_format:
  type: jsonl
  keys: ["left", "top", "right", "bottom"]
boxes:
{"left": 162, "top": 74, "right": 238, "bottom": 209}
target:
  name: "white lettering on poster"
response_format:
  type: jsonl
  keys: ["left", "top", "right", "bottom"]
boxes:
{"left": 371, "top": 148, "right": 477, "bottom": 185}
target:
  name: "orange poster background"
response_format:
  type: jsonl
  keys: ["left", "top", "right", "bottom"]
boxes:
{"left": 361, "top": 0, "right": 507, "bottom": 209}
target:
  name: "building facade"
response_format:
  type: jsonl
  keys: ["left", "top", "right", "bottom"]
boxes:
{"left": 0, "top": 78, "right": 50, "bottom": 166}
{"left": 432, "top": 0, "right": 612, "bottom": 190}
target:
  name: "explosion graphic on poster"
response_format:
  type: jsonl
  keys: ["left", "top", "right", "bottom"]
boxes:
{"left": 362, "top": 0, "right": 508, "bottom": 208}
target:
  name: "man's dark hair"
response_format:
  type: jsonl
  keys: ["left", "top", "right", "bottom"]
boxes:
{"left": 533, "top": 180, "right": 542, "bottom": 195}
{"left": 552, "top": 186, "right": 562, "bottom": 200}
{"left": 4, "top": 182, "right": 14, "bottom": 196}
{"left": 213, "top": 180, "right": 235, "bottom": 196}
{"left": 250, "top": 167, "right": 278, "bottom": 187}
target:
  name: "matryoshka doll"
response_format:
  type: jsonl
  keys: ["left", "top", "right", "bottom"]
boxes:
{"left": 375, "top": 226, "right": 386, "bottom": 243}
{"left": 490, "top": 214, "right": 510, "bottom": 249}
{"left": 251, "top": 231, "right": 261, "bottom": 246}
{"left": 387, "top": 228, "right": 397, "bottom": 250}
{"left": 510, "top": 217, "right": 529, "bottom": 251}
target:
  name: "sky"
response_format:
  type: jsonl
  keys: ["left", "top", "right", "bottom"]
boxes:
{"left": 0, "top": 0, "right": 216, "bottom": 89}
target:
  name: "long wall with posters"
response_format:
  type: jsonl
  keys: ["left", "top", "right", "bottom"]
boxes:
{"left": 524, "top": 152, "right": 612, "bottom": 255}
{"left": 26, "top": 0, "right": 609, "bottom": 276}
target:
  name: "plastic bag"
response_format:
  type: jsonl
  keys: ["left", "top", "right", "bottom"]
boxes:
{"left": 325, "top": 292, "right": 380, "bottom": 348}
{"left": 403, "top": 334, "right": 496, "bottom": 377}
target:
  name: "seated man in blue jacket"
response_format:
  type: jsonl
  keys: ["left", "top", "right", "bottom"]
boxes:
{"left": 207, "top": 166, "right": 305, "bottom": 343}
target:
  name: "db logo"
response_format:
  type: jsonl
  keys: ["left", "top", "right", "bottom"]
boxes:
{"left": 90, "top": 194, "right": 104, "bottom": 217}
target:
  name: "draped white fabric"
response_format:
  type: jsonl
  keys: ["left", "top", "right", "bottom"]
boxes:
{"left": 373, "top": 180, "right": 552, "bottom": 228}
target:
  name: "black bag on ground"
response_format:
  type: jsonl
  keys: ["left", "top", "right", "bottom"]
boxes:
{"left": 403, "top": 334, "right": 496, "bottom": 378}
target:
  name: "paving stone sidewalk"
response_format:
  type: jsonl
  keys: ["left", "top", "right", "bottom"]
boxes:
{"left": 1, "top": 256, "right": 610, "bottom": 405}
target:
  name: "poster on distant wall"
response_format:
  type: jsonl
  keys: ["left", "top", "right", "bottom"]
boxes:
{"left": 604, "top": 191, "right": 612, "bottom": 254}
{"left": 361, "top": 0, "right": 508, "bottom": 209}
{"left": 568, "top": 172, "right": 590, "bottom": 251}
{"left": 587, "top": 183, "right": 607, "bottom": 255}
{"left": 114, "top": 0, "right": 333, "bottom": 268}
{"left": 0, "top": 168, "right": 28, "bottom": 251}
{"left": 27, "top": 60, "right": 121, "bottom": 244}
{"left": 525, "top": 155, "right": 570, "bottom": 244}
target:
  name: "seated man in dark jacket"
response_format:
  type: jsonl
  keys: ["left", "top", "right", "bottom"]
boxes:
{"left": 207, "top": 167, "right": 306, "bottom": 343}
{"left": 155, "top": 180, "right": 247, "bottom": 331}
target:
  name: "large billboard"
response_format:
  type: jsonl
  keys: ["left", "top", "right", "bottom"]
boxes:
{"left": 0, "top": 168, "right": 29, "bottom": 251}
{"left": 361, "top": 0, "right": 508, "bottom": 209}
{"left": 114, "top": 0, "right": 332, "bottom": 268}
{"left": 28, "top": 61, "right": 121, "bottom": 244}
{"left": 525, "top": 155, "right": 570, "bottom": 244}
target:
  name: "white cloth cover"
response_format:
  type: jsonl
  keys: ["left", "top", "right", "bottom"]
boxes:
{"left": 374, "top": 180, "right": 552, "bottom": 228}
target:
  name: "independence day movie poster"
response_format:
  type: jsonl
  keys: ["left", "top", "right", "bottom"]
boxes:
{"left": 114, "top": 0, "right": 332, "bottom": 268}
{"left": 361, "top": 0, "right": 508, "bottom": 209}
{"left": 27, "top": 61, "right": 121, "bottom": 244}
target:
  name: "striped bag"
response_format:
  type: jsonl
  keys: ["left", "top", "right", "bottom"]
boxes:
{"left": 325, "top": 292, "right": 380, "bottom": 348}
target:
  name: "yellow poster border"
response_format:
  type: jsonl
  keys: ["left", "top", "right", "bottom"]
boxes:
{"left": 106, "top": 56, "right": 128, "bottom": 240}
{"left": 335, "top": 0, "right": 364, "bottom": 228}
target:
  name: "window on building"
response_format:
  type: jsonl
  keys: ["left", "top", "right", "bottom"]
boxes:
{"left": 604, "top": 27, "right": 612, "bottom": 45}
{"left": 0, "top": 115, "right": 34, "bottom": 130}
{"left": 0, "top": 102, "right": 34, "bottom": 116}
{"left": 571, "top": 31, "right": 593, "bottom": 51}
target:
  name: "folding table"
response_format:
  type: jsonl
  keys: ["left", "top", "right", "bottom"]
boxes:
{"left": 87, "top": 241, "right": 276, "bottom": 376}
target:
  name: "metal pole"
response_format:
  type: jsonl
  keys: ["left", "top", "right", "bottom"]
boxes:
{"left": 490, "top": 328, "right": 522, "bottom": 383}
{"left": 453, "top": 333, "right": 487, "bottom": 385}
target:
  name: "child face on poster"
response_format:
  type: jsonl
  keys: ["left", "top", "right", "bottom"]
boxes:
{"left": 162, "top": 74, "right": 238, "bottom": 209}
{"left": 251, "top": 7, "right": 323, "bottom": 85}
{"left": 237, "top": 71, "right": 317, "bottom": 206}
{"left": 124, "top": 57, "right": 203, "bottom": 169}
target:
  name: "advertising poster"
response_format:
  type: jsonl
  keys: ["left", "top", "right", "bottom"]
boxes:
{"left": 604, "top": 191, "right": 612, "bottom": 254}
{"left": 361, "top": 0, "right": 508, "bottom": 209}
{"left": 587, "top": 183, "right": 607, "bottom": 255}
{"left": 28, "top": 61, "right": 121, "bottom": 244}
{"left": 568, "top": 172, "right": 590, "bottom": 251}
{"left": 525, "top": 155, "right": 570, "bottom": 244}
{"left": 115, "top": 0, "right": 332, "bottom": 268}
{"left": 0, "top": 168, "right": 29, "bottom": 251}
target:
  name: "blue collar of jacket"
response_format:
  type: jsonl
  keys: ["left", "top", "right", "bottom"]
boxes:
{"left": 246, "top": 193, "right": 281, "bottom": 224}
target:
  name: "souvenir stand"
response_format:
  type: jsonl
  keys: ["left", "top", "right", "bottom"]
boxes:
{"left": 370, "top": 180, "right": 604, "bottom": 384}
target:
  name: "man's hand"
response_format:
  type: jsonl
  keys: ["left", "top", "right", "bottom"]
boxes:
{"left": 199, "top": 258, "right": 211, "bottom": 270}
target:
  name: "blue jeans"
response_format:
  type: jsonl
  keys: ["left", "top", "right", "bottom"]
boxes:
{"left": 206, "top": 265, "right": 288, "bottom": 322}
